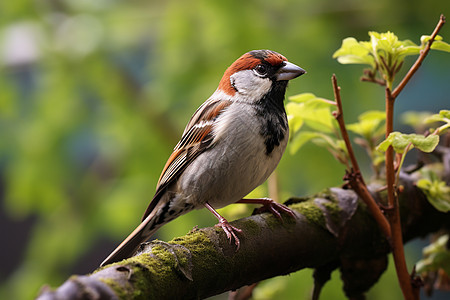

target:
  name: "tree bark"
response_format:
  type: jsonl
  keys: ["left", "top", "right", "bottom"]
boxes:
{"left": 36, "top": 171, "right": 450, "bottom": 300}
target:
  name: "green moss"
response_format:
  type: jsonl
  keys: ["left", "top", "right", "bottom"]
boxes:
{"left": 264, "top": 212, "right": 282, "bottom": 229}
{"left": 290, "top": 201, "right": 326, "bottom": 226}
{"left": 287, "top": 188, "right": 351, "bottom": 232}
{"left": 321, "top": 200, "right": 341, "bottom": 226}
{"left": 149, "top": 244, "right": 174, "bottom": 261}
{"left": 243, "top": 219, "right": 261, "bottom": 235}
{"left": 171, "top": 230, "right": 222, "bottom": 276}
{"left": 132, "top": 251, "right": 179, "bottom": 299}
{"left": 129, "top": 265, "right": 153, "bottom": 299}
{"left": 174, "top": 230, "right": 215, "bottom": 253}
{"left": 98, "top": 275, "right": 131, "bottom": 299}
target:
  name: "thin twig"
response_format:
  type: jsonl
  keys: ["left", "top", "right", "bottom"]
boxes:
{"left": 332, "top": 75, "right": 363, "bottom": 182}
{"left": 392, "top": 14, "right": 446, "bottom": 98}
{"left": 384, "top": 88, "right": 417, "bottom": 300}
{"left": 361, "top": 76, "right": 386, "bottom": 86}
{"left": 331, "top": 74, "right": 392, "bottom": 239}
{"left": 385, "top": 88, "right": 396, "bottom": 208}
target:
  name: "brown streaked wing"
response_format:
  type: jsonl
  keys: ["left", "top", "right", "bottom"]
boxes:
{"left": 181, "top": 98, "right": 233, "bottom": 137}
{"left": 141, "top": 99, "right": 232, "bottom": 221}
{"left": 157, "top": 121, "right": 214, "bottom": 187}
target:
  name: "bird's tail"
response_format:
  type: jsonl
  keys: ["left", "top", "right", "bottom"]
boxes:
{"left": 100, "top": 190, "right": 195, "bottom": 267}
{"left": 100, "top": 212, "right": 162, "bottom": 267}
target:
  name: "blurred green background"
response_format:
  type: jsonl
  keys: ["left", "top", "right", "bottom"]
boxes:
{"left": 0, "top": 0, "right": 449, "bottom": 299}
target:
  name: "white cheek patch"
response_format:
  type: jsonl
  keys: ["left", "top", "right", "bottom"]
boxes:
{"left": 230, "top": 70, "right": 272, "bottom": 102}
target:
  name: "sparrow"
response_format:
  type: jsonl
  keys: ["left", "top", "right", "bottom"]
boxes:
{"left": 100, "top": 50, "right": 305, "bottom": 267}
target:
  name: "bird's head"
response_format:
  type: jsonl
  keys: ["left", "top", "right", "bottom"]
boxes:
{"left": 217, "top": 50, "right": 305, "bottom": 102}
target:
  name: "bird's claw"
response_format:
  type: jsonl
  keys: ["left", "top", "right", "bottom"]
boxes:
{"left": 253, "top": 198, "right": 296, "bottom": 220}
{"left": 215, "top": 218, "right": 242, "bottom": 250}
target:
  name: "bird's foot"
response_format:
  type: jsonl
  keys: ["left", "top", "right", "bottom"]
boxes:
{"left": 214, "top": 217, "right": 243, "bottom": 250}
{"left": 204, "top": 202, "right": 243, "bottom": 250}
{"left": 238, "top": 198, "right": 296, "bottom": 220}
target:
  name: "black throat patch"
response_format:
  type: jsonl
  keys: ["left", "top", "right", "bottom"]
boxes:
{"left": 254, "top": 81, "right": 289, "bottom": 155}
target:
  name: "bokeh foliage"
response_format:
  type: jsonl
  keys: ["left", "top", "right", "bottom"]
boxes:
{"left": 0, "top": 0, "right": 449, "bottom": 299}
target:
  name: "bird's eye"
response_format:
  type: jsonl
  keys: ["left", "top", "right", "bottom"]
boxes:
{"left": 254, "top": 64, "right": 268, "bottom": 76}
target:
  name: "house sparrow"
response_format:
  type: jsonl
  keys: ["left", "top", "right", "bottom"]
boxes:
{"left": 100, "top": 50, "right": 305, "bottom": 267}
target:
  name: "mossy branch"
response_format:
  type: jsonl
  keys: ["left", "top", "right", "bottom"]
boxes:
{"left": 37, "top": 169, "right": 449, "bottom": 300}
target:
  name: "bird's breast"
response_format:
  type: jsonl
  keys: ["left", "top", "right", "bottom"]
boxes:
{"left": 176, "top": 102, "right": 288, "bottom": 209}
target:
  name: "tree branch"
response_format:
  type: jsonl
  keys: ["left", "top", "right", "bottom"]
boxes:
{"left": 383, "top": 15, "right": 446, "bottom": 299}
{"left": 384, "top": 87, "right": 415, "bottom": 299}
{"left": 37, "top": 171, "right": 450, "bottom": 300}
{"left": 331, "top": 74, "right": 392, "bottom": 239}
{"left": 391, "top": 14, "right": 446, "bottom": 98}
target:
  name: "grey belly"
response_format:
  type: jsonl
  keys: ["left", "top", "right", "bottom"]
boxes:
{"left": 175, "top": 135, "right": 286, "bottom": 209}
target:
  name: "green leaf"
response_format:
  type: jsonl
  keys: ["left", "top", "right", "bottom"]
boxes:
{"left": 404, "top": 110, "right": 450, "bottom": 135}
{"left": 286, "top": 102, "right": 305, "bottom": 134}
{"left": 333, "top": 37, "right": 370, "bottom": 57}
{"left": 421, "top": 35, "right": 450, "bottom": 52}
{"left": 347, "top": 110, "right": 385, "bottom": 139}
{"left": 421, "top": 34, "right": 444, "bottom": 44}
{"left": 302, "top": 106, "right": 336, "bottom": 133}
{"left": 406, "top": 134, "right": 439, "bottom": 153}
{"left": 423, "top": 110, "right": 450, "bottom": 134}
{"left": 416, "top": 234, "right": 450, "bottom": 275}
{"left": 334, "top": 31, "right": 434, "bottom": 87}
{"left": 287, "top": 93, "right": 346, "bottom": 160}
{"left": 289, "top": 131, "right": 326, "bottom": 154}
{"left": 288, "top": 93, "right": 335, "bottom": 108}
{"left": 417, "top": 179, "right": 450, "bottom": 213}
{"left": 430, "top": 41, "right": 450, "bottom": 52}
{"left": 397, "top": 45, "right": 421, "bottom": 56}
{"left": 333, "top": 37, "right": 376, "bottom": 67}
{"left": 288, "top": 93, "right": 317, "bottom": 103}
{"left": 286, "top": 93, "right": 336, "bottom": 134}
{"left": 359, "top": 110, "right": 386, "bottom": 121}
{"left": 370, "top": 31, "right": 420, "bottom": 61}
{"left": 401, "top": 111, "right": 433, "bottom": 127}
{"left": 371, "top": 31, "right": 400, "bottom": 51}
{"left": 377, "top": 132, "right": 439, "bottom": 153}
{"left": 423, "top": 234, "right": 448, "bottom": 257}
{"left": 424, "top": 114, "right": 446, "bottom": 124}
{"left": 335, "top": 55, "right": 375, "bottom": 66}
{"left": 439, "top": 109, "right": 450, "bottom": 119}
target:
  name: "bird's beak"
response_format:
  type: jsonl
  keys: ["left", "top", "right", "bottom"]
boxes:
{"left": 276, "top": 61, "right": 306, "bottom": 81}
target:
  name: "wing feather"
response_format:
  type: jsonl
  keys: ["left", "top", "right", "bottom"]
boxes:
{"left": 141, "top": 98, "right": 232, "bottom": 221}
